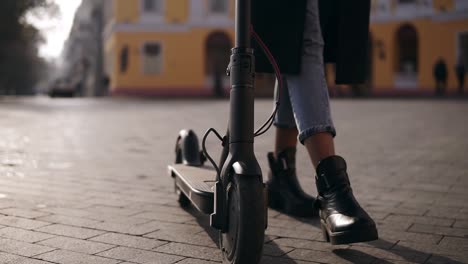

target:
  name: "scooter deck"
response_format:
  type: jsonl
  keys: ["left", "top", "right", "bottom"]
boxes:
{"left": 168, "top": 164, "right": 216, "bottom": 214}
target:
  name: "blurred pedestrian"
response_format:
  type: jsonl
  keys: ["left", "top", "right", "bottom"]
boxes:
{"left": 434, "top": 58, "right": 448, "bottom": 96}
{"left": 455, "top": 58, "right": 466, "bottom": 95}
{"left": 252, "top": 0, "right": 378, "bottom": 245}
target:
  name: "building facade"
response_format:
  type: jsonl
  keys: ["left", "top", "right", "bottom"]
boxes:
{"left": 62, "top": 0, "right": 106, "bottom": 97}
{"left": 98, "top": 0, "right": 467, "bottom": 97}
{"left": 365, "top": 0, "right": 468, "bottom": 96}
{"left": 104, "top": 0, "right": 250, "bottom": 96}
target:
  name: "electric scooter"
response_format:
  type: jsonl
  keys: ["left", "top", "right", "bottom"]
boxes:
{"left": 168, "top": 0, "right": 282, "bottom": 263}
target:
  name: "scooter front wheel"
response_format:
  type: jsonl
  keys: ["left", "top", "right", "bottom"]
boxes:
{"left": 220, "top": 174, "right": 265, "bottom": 264}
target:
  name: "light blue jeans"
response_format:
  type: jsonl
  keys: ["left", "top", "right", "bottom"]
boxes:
{"left": 274, "top": 0, "right": 336, "bottom": 144}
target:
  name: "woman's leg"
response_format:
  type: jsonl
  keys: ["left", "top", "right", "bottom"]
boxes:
{"left": 266, "top": 77, "right": 316, "bottom": 217}
{"left": 275, "top": 127, "right": 298, "bottom": 157}
{"left": 287, "top": 0, "right": 378, "bottom": 244}
{"left": 304, "top": 132, "right": 335, "bottom": 167}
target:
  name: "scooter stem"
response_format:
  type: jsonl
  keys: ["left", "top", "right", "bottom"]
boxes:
{"left": 229, "top": 0, "right": 254, "bottom": 146}
{"left": 235, "top": 0, "right": 251, "bottom": 48}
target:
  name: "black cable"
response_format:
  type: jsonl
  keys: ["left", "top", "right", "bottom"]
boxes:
{"left": 201, "top": 128, "right": 224, "bottom": 178}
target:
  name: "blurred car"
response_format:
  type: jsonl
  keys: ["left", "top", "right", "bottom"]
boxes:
{"left": 49, "top": 79, "right": 75, "bottom": 98}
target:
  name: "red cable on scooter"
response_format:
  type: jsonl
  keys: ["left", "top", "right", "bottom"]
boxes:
{"left": 251, "top": 26, "right": 283, "bottom": 136}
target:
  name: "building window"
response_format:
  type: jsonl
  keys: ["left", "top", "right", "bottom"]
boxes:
{"left": 120, "top": 46, "right": 129, "bottom": 74}
{"left": 143, "top": 0, "right": 163, "bottom": 14}
{"left": 143, "top": 43, "right": 163, "bottom": 75}
{"left": 396, "top": 24, "right": 418, "bottom": 74}
{"left": 209, "top": 0, "right": 229, "bottom": 14}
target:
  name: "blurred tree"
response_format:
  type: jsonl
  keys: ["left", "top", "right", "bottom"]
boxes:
{"left": 0, "top": 0, "right": 57, "bottom": 95}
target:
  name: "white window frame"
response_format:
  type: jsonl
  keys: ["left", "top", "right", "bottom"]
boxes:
{"left": 141, "top": 42, "right": 164, "bottom": 75}
{"left": 140, "top": 0, "right": 165, "bottom": 24}
{"left": 205, "top": 0, "right": 231, "bottom": 25}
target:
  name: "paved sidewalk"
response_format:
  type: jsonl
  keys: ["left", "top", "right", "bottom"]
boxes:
{"left": 0, "top": 97, "right": 467, "bottom": 264}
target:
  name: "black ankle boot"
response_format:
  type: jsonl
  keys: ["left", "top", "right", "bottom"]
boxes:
{"left": 266, "top": 148, "right": 317, "bottom": 217}
{"left": 315, "top": 156, "right": 378, "bottom": 245}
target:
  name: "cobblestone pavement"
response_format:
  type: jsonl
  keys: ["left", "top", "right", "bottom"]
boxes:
{"left": 0, "top": 97, "right": 467, "bottom": 264}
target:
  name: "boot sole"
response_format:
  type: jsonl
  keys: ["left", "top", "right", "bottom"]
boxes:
{"left": 320, "top": 220, "right": 379, "bottom": 245}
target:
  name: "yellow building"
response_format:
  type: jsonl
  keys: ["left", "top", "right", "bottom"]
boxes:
{"left": 104, "top": 0, "right": 242, "bottom": 96}
{"left": 366, "top": 0, "right": 468, "bottom": 96}
{"left": 104, "top": 0, "right": 468, "bottom": 97}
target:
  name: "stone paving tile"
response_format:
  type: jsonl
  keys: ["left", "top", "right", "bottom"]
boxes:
{"left": 0, "top": 208, "right": 50, "bottom": 219}
{"left": 0, "top": 237, "right": 55, "bottom": 257}
{"left": 38, "top": 236, "right": 116, "bottom": 254}
{"left": 265, "top": 226, "right": 324, "bottom": 241}
{"left": 97, "top": 246, "right": 184, "bottom": 264}
{"left": 351, "top": 239, "right": 398, "bottom": 250}
{"left": 434, "top": 196, "right": 468, "bottom": 208}
{"left": 426, "top": 208, "right": 468, "bottom": 221}
{"left": 36, "top": 214, "right": 102, "bottom": 228}
{"left": 83, "top": 214, "right": 150, "bottom": 225}
{"left": 400, "top": 182, "right": 452, "bottom": 193}
{"left": 144, "top": 230, "right": 218, "bottom": 248}
{"left": 0, "top": 252, "right": 52, "bottom": 264}
{"left": 383, "top": 214, "right": 456, "bottom": 227}
{"left": 367, "top": 204, "right": 429, "bottom": 217}
{"left": 378, "top": 229, "right": 443, "bottom": 244}
{"left": 38, "top": 207, "right": 92, "bottom": 218}
{"left": 128, "top": 203, "right": 192, "bottom": 217}
{"left": 90, "top": 232, "right": 167, "bottom": 250}
{"left": 270, "top": 238, "right": 350, "bottom": 252}
{"left": 264, "top": 235, "right": 278, "bottom": 244}
{"left": 425, "top": 255, "right": 468, "bottom": 264}
{"left": 83, "top": 205, "right": 144, "bottom": 216}
{"left": 408, "top": 223, "right": 468, "bottom": 238}
{"left": 86, "top": 221, "right": 161, "bottom": 236}
{"left": 286, "top": 248, "right": 376, "bottom": 263}
{"left": 154, "top": 242, "right": 222, "bottom": 261}
{"left": 376, "top": 220, "right": 413, "bottom": 231}
{"left": 0, "top": 201, "right": 15, "bottom": 210}
{"left": 35, "top": 224, "right": 105, "bottom": 239}
{"left": 81, "top": 198, "right": 134, "bottom": 208}
{"left": 260, "top": 255, "right": 318, "bottom": 264}
{"left": 175, "top": 259, "right": 221, "bottom": 264}
{"left": 0, "top": 226, "right": 55, "bottom": 243}
{"left": 37, "top": 249, "right": 120, "bottom": 264}
{"left": 347, "top": 246, "right": 431, "bottom": 263}
{"left": 368, "top": 211, "right": 390, "bottom": 221}
{"left": 453, "top": 220, "right": 468, "bottom": 229}
{"left": 262, "top": 243, "right": 295, "bottom": 257}
{"left": 0, "top": 216, "right": 50, "bottom": 230}
{"left": 1, "top": 99, "right": 468, "bottom": 263}
{"left": 370, "top": 260, "right": 420, "bottom": 264}
{"left": 438, "top": 237, "right": 468, "bottom": 251}
{"left": 266, "top": 217, "right": 319, "bottom": 230}
{"left": 131, "top": 212, "right": 194, "bottom": 224}
{"left": 392, "top": 241, "right": 468, "bottom": 258}
{"left": 142, "top": 222, "right": 204, "bottom": 235}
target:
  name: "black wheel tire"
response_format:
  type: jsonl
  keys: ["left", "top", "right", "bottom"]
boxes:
{"left": 220, "top": 175, "right": 265, "bottom": 264}
{"left": 174, "top": 138, "right": 190, "bottom": 208}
